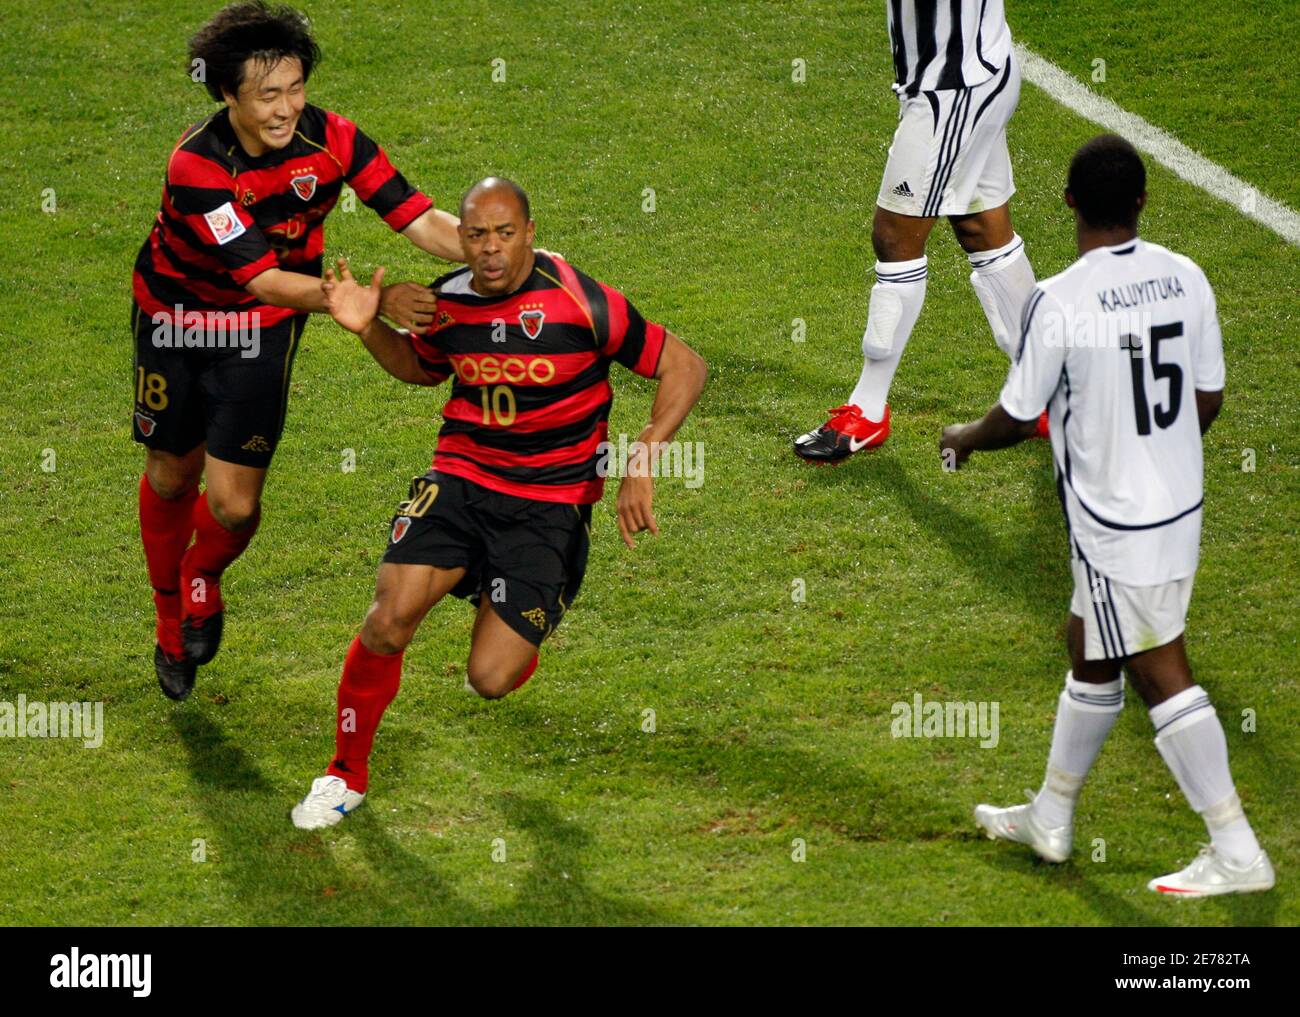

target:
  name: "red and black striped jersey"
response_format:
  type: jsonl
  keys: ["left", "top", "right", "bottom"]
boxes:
{"left": 133, "top": 104, "right": 432, "bottom": 328}
{"left": 410, "top": 252, "right": 667, "bottom": 504}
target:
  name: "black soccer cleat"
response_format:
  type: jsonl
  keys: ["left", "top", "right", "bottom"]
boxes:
{"left": 792, "top": 403, "right": 891, "bottom": 463}
{"left": 156, "top": 644, "right": 198, "bottom": 701}
{"left": 182, "top": 610, "right": 224, "bottom": 666}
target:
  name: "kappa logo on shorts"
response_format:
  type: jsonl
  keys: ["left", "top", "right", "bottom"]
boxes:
{"left": 241, "top": 435, "right": 271, "bottom": 452}
{"left": 519, "top": 309, "right": 545, "bottom": 340}
{"left": 391, "top": 516, "right": 412, "bottom": 543}
{"left": 134, "top": 412, "right": 157, "bottom": 437}
{"left": 290, "top": 174, "right": 318, "bottom": 201}
{"left": 521, "top": 607, "right": 548, "bottom": 631}
{"left": 203, "top": 201, "right": 247, "bottom": 245}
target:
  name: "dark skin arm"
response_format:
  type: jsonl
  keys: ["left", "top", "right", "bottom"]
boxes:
{"left": 1196, "top": 388, "right": 1223, "bottom": 435}
{"left": 945, "top": 388, "right": 1223, "bottom": 466}
{"left": 939, "top": 403, "right": 1035, "bottom": 469}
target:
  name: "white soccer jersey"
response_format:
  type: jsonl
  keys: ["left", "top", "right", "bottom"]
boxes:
{"left": 1000, "top": 239, "right": 1226, "bottom": 586}
{"left": 887, "top": 0, "right": 1013, "bottom": 96}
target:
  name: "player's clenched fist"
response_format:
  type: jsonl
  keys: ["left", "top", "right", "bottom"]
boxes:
{"left": 379, "top": 281, "right": 436, "bottom": 331}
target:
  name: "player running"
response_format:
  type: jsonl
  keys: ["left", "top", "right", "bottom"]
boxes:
{"left": 134, "top": 2, "right": 462, "bottom": 700}
{"left": 290, "top": 178, "right": 708, "bottom": 829}
{"left": 943, "top": 135, "right": 1273, "bottom": 897}
{"left": 794, "top": 0, "right": 1042, "bottom": 463}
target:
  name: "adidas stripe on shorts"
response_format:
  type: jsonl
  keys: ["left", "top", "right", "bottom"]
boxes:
{"left": 1069, "top": 551, "right": 1195, "bottom": 661}
{"left": 876, "top": 52, "right": 1021, "bottom": 218}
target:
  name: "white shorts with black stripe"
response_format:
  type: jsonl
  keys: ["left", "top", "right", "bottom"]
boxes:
{"left": 876, "top": 52, "right": 1021, "bottom": 218}
{"left": 1069, "top": 552, "right": 1195, "bottom": 661}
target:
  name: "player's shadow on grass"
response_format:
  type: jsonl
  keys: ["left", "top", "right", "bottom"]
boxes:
{"left": 348, "top": 793, "right": 677, "bottom": 926}
{"left": 493, "top": 793, "right": 676, "bottom": 925}
{"left": 173, "top": 709, "right": 362, "bottom": 924}
{"left": 975, "top": 845, "right": 1174, "bottom": 927}
{"left": 172, "top": 709, "right": 467, "bottom": 925}
{"left": 850, "top": 453, "right": 1066, "bottom": 617}
{"left": 173, "top": 711, "right": 672, "bottom": 925}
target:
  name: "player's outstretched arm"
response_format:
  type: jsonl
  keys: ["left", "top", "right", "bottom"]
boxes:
{"left": 400, "top": 207, "right": 464, "bottom": 262}
{"left": 616, "top": 332, "right": 708, "bottom": 549}
{"left": 371, "top": 208, "right": 465, "bottom": 331}
{"left": 322, "top": 258, "right": 440, "bottom": 386}
{"left": 940, "top": 403, "right": 1031, "bottom": 470}
{"left": 247, "top": 267, "right": 331, "bottom": 314}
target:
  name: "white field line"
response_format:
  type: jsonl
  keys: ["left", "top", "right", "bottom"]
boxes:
{"left": 1015, "top": 43, "right": 1300, "bottom": 247}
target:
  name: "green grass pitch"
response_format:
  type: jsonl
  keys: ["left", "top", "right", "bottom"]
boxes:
{"left": 0, "top": 0, "right": 1296, "bottom": 925}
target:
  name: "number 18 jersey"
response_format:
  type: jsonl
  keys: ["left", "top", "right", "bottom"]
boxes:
{"left": 1000, "top": 239, "right": 1226, "bottom": 586}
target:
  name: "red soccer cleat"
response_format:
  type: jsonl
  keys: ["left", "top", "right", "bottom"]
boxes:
{"left": 793, "top": 403, "right": 891, "bottom": 463}
{"left": 1034, "top": 411, "right": 1050, "bottom": 440}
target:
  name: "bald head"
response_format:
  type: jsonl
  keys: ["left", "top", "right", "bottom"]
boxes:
{"left": 456, "top": 177, "right": 537, "bottom": 296}
{"left": 459, "top": 176, "right": 530, "bottom": 222}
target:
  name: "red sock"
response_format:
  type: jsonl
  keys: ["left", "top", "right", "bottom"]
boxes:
{"left": 180, "top": 491, "right": 259, "bottom": 620}
{"left": 328, "top": 635, "right": 404, "bottom": 793}
{"left": 138, "top": 475, "right": 198, "bottom": 655}
{"left": 511, "top": 653, "right": 540, "bottom": 691}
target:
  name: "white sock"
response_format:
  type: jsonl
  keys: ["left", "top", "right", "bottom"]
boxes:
{"left": 1035, "top": 671, "right": 1123, "bottom": 829}
{"left": 1151, "top": 685, "right": 1262, "bottom": 866}
{"left": 967, "top": 234, "right": 1036, "bottom": 360}
{"left": 847, "top": 257, "right": 927, "bottom": 420}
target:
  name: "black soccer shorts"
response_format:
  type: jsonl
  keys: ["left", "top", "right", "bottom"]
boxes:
{"left": 381, "top": 471, "right": 593, "bottom": 647}
{"left": 130, "top": 302, "right": 307, "bottom": 468}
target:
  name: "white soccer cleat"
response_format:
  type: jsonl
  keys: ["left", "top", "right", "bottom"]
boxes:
{"left": 1148, "top": 846, "right": 1275, "bottom": 898}
{"left": 291, "top": 775, "right": 365, "bottom": 830}
{"left": 974, "top": 794, "right": 1072, "bottom": 863}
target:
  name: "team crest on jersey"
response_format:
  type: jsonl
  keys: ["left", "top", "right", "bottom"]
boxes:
{"left": 391, "top": 516, "right": 412, "bottom": 544}
{"left": 290, "top": 174, "right": 318, "bottom": 201}
{"left": 134, "top": 412, "right": 157, "bottom": 437}
{"left": 519, "top": 309, "right": 545, "bottom": 340}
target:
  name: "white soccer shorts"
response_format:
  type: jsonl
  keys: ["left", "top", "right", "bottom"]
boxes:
{"left": 875, "top": 53, "right": 1021, "bottom": 218}
{"left": 1070, "top": 553, "right": 1195, "bottom": 661}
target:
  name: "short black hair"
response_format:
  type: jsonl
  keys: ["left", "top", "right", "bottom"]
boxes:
{"left": 459, "top": 177, "right": 531, "bottom": 222}
{"left": 1067, "top": 134, "right": 1147, "bottom": 230}
{"left": 189, "top": 2, "right": 321, "bottom": 103}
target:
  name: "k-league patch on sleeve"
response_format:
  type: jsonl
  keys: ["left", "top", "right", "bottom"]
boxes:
{"left": 203, "top": 201, "right": 248, "bottom": 245}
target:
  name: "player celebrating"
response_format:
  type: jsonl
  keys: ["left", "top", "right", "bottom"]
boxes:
{"left": 290, "top": 178, "right": 708, "bottom": 829}
{"left": 794, "top": 0, "right": 1042, "bottom": 463}
{"left": 943, "top": 136, "right": 1273, "bottom": 897}
{"left": 134, "top": 2, "right": 462, "bottom": 700}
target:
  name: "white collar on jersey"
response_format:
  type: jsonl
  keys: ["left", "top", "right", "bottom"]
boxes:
{"left": 1089, "top": 237, "right": 1143, "bottom": 257}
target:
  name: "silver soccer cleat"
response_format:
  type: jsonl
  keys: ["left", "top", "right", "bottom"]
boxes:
{"left": 974, "top": 793, "right": 1072, "bottom": 863}
{"left": 1148, "top": 845, "right": 1275, "bottom": 898}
